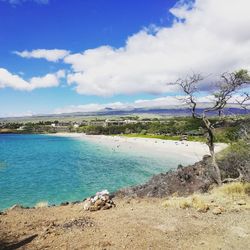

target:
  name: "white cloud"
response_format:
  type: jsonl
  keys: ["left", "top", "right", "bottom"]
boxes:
{"left": 0, "top": 110, "right": 35, "bottom": 118}
{"left": 14, "top": 49, "right": 70, "bottom": 62}
{"left": 0, "top": 68, "right": 65, "bottom": 91}
{"left": 1, "top": 0, "right": 49, "bottom": 5}
{"left": 53, "top": 97, "right": 184, "bottom": 114}
{"left": 62, "top": 0, "right": 250, "bottom": 96}
{"left": 52, "top": 96, "right": 205, "bottom": 114}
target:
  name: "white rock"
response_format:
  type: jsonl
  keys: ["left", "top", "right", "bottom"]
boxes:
{"left": 83, "top": 199, "right": 92, "bottom": 211}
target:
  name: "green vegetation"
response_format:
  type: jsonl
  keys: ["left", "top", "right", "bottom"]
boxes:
{"left": 122, "top": 133, "right": 206, "bottom": 142}
{"left": 218, "top": 140, "right": 250, "bottom": 160}
{"left": 77, "top": 116, "right": 249, "bottom": 143}
{"left": 1, "top": 115, "right": 249, "bottom": 144}
{"left": 76, "top": 117, "right": 204, "bottom": 136}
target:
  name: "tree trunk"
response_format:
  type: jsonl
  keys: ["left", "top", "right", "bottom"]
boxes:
{"left": 203, "top": 115, "right": 222, "bottom": 185}
{"left": 209, "top": 145, "right": 222, "bottom": 185}
{"left": 191, "top": 100, "right": 196, "bottom": 119}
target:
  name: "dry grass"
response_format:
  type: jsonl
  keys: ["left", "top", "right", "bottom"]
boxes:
{"left": 35, "top": 201, "right": 48, "bottom": 208}
{"left": 212, "top": 182, "right": 250, "bottom": 199}
{"left": 163, "top": 194, "right": 209, "bottom": 212}
{"left": 191, "top": 195, "right": 209, "bottom": 212}
{"left": 179, "top": 199, "right": 191, "bottom": 209}
{"left": 163, "top": 182, "right": 250, "bottom": 212}
{"left": 245, "top": 183, "right": 250, "bottom": 195}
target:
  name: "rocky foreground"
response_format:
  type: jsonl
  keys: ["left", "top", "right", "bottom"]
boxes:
{"left": 0, "top": 195, "right": 250, "bottom": 250}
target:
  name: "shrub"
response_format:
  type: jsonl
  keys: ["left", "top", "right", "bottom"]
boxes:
{"left": 217, "top": 141, "right": 250, "bottom": 181}
{"left": 213, "top": 182, "right": 250, "bottom": 199}
{"left": 191, "top": 195, "right": 209, "bottom": 212}
{"left": 163, "top": 197, "right": 190, "bottom": 209}
{"left": 179, "top": 199, "right": 191, "bottom": 209}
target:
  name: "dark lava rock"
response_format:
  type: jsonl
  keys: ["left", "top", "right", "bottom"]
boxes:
{"left": 116, "top": 155, "right": 214, "bottom": 198}
{"left": 71, "top": 200, "right": 81, "bottom": 205}
{"left": 60, "top": 202, "right": 69, "bottom": 206}
{"left": 116, "top": 149, "right": 250, "bottom": 198}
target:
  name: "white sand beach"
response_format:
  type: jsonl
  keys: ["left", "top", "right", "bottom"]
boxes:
{"left": 51, "top": 133, "right": 228, "bottom": 163}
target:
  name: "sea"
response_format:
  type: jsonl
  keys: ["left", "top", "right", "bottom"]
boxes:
{"left": 0, "top": 134, "right": 196, "bottom": 210}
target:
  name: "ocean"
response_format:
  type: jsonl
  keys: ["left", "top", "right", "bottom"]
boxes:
{"left": 0, "top": 134, "right": 195, "bottom": 210}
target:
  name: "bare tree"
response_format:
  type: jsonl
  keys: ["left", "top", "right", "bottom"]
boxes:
{"left": 177, "top": 69, "right": 250, "bottom": 185}
{"left": 175, "top": 74, "right": 203, "bottom": 118}
{"left": 232, "top": 92, "right": 250, "bottom": 141}
{"left": 212, "top": 70, "right": 250, "bottom": 116}
{"left": 236, "top": 92, "right": 250, "bottom": 111}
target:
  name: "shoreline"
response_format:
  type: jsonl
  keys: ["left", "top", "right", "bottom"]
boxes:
{"left": 0, "top": 133, "right": 228, "bottom": 211}
{"left": 50, "top": 132, "right": 228, "bottom": 163}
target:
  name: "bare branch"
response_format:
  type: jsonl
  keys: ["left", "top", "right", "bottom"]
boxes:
{"left": 205, "top": 70, "right": 250, "bottom": 115}
{"left": 176, "top": 73, "right": 203, "bottom": 118}
{"left": 222, "top": 168, "right": 244, "bottom": 183}
{"left": 236, "top": 92, "right": 250, "bottom": 111}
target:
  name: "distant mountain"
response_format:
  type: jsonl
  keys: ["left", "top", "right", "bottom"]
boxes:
{"left": 0, "top": 103, "right": 249, "bottom": 121}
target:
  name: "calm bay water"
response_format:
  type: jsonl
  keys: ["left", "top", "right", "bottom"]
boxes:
{"left": 0, "top": 134, "right": 192, "bottom": 210}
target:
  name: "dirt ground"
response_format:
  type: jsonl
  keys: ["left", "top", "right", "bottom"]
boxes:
{"left": 0, "top": 198, "right": 249, "bottom": 250}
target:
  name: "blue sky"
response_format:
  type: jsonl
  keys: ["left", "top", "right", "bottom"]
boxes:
{"left": 0, "top": 0, "right": 177, "bottom": 116}
{"left": 0, "top": 0, "right": 249, "bottom": 117}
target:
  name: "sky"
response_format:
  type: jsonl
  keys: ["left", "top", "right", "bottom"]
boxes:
{"left": 0, "top": 0, "right": 250, "bottom": 117}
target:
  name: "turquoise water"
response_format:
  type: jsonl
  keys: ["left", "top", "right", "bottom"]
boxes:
{"left": 0, "top": 134, "right": 193, "bottom": 210}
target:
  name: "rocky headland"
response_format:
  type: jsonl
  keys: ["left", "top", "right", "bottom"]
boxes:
{"left": 116, "top": 153, "right": 250, "bottom": 198}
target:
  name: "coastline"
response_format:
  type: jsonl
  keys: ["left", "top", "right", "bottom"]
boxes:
{"left": 0, "top": 133, "right": 228, "bottom": 211}
{"left": 50, "top": 133, "right": 228, "bottom": 163}
{"left": 1, "top": 134, "right": 249, "bottom": 249}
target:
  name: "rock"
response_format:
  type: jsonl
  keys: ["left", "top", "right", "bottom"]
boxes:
{"left": 116, "top": 151, "right": 250, "bottom": 198}
{"left": 83, "top": 190, "right": 115, "bottom": 212}
{"left": 94, "top": 199, "right": 105, "bottom": 207}
{"left": 102, "top": 203, "right": 112, "bottom": 210}
{"left": 237, "top": 200, "right": 246, "bottom": 206}
{"left": 212, "top": 207, "right": 223, "bottom": 215}
{"left": 116, "top": 157, "right": 215, "bottom": 198}
{"left": 71, "top": 200, "right": 80, "bottom": 205}
{"left": 89, "top": 206, "right": 100, "bottom": 212}
{"left": 102, "top": 194, "right": 110, "bottom": 201}
{"left": 60, "top": 202, "right": 69, "bottom": 206}
{"left": 177, "top": 164, "right": 183, "bottom": 169}
{"left": 83, "top": 199, "right": 92, "bottom": 211}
